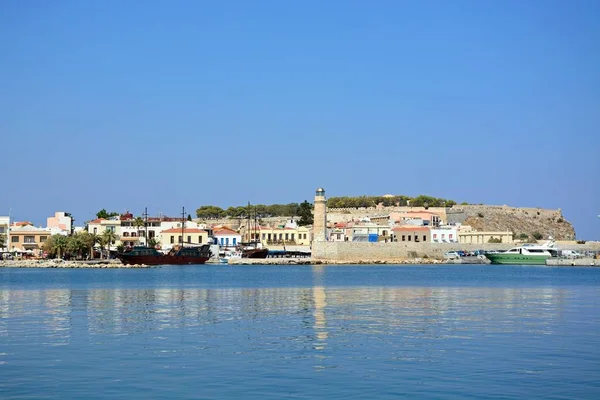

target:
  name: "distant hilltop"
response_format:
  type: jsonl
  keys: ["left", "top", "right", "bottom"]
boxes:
{"left": 327, "top": 204, "right": 576, "bottom": 241}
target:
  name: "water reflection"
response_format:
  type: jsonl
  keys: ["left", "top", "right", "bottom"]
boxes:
{"left": 0, "top": 282, "right": 570, "bottom": 350}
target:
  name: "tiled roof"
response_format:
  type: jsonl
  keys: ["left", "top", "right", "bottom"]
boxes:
{"left": 213, "top": 227, "right": 239, "bottom": 235}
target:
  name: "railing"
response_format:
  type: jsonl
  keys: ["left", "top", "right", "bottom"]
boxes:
{"left": 266, "top": 240, "right": 297, "bottom": 246}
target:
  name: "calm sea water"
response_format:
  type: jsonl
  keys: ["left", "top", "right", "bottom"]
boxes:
{"left": 1, "top": 265, "right": 599, "bottom": 399}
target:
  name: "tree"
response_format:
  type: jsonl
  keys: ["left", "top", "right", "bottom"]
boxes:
{"left": 297, "top": 200, "right": 313, "bottom": 226}
{"left": 148, "top": 237, "right": 159, "bottom": 249}
{"left": 133, "top": 217, "right": 145, "bottom": 240}
{"left": 0, "top": 233, "right": 5, "bottom": 249}
{"left": 43, "top": 234, "right": 69, "bottom": 259}
{"left": 100, "top": 229, "right": 117, "bottom": 259}
{"left": 79, "top": 231, "right": 99, "bottom": 260}
{"left": 518, "top": 233, "right": 529, "bottom": 241}
{"left": 187, "top": 214, "right": 192, "bottom": 221}
{"left": 195, "top": 205, "right": 225, "bottom": 219}
{"left": 532, "top": 232, "right": 544, "bottom": 240}
{"left": 96, "top": 209, "right": 119, "bottom": 219}
{"left": 488, "top": 237, "right": 502, "bottom": 243}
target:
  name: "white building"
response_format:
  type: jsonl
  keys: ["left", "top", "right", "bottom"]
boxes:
{"left": 0, "top": 216, "right": 10, "bottom": 252}
{"left": 430, "top": 227, "right": 459, "bottom": 243}
{"left": 46, "top": 212, "right": 73, "bottom": 234}
{"left": 213, "top": 226, "right": 242, "bottom": 249}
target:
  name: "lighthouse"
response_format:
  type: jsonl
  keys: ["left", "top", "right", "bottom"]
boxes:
{"left": 313, "top": 188, "right": 327, "bottom": 242}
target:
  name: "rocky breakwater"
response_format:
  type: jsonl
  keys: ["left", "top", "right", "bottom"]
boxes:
{"left": 0, "top": 259, "right": 153, "bottom": 268}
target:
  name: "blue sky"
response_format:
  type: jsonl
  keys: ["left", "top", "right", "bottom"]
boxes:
{"left": 1, "top": 0, "right": 599, "bottom": 238}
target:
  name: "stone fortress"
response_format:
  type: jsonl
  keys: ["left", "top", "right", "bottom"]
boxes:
{"left": 311, "top": 188, "right": 593, "bottom": 263}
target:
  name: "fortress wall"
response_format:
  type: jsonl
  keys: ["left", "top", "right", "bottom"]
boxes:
{"left": 312, "top": 241, "right": 600, "bottom": 262}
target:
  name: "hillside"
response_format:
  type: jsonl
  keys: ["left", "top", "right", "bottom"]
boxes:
{"left": 457, "top": 205, "right": 576, "bottom": 241}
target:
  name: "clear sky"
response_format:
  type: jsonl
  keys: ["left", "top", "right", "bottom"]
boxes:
{"left": 1, "top": 0, "right": 599, "bottom": 238}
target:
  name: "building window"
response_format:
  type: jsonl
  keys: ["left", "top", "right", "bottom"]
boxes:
{"left": 401, "top": 235, "right": 406, "bottom": 241}
{"left": 268, "top": 234, "right": 272, "bottom": 241}
{"left": 408, "top": 235, "right": 412, "bottom": 241}
{"left": 170, "top": 236, "right": 175, "bottom": 244}
{"left": 433, "top": 234, "right": 437, "bottom": 239}
{"left": 178, "top": 236, "right": 182, "bottom": 243}
{"left": 423, "top": 235, "right": 427, "bottom": 242}
{"left": 449, "top": 234, "right": 453, "bottom": 239}
{"left": 279, "top": 234, "right": 283, "bottom": 240}
{"left": 12, "top": 236, "right": 19, "bottom": 243}
{"left": 262, "top": 234, "right": 266, "bottom": 240}
{"left": 285, "top": 233, "right": 289, "bottom": 240}
{"left": 187, "top": 236, "right": 191, "bottom": 243}
{"left": 24, "top": 236, "right": 35, "bottom": 244}
{"left": 149, "top": 231, "right": 155, "bottom": 239}
{"left": 40, "top": 236, "right": 47, "bottom": 243}
{"left": 337, "top": 234, "right": 341, "bottom": 240}
{"left": 291, "top": 234, "right": 295, "bottom": 241}
{"left": 233, "top": 238, "right": 236, "bottom": 245}
{"left": 93, "top": 227, "right": 97, "bottom": 234}
{"left": 199, "top": 236, "right": 202, "bottom": 243}
{"left": 123, "top": 232, "right": 129, "bottom": 237}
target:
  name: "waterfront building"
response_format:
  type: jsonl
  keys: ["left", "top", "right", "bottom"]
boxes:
{"left": 160, "top": 227, "right": 208, "bottom": 251}
{"left": 392, "top": 226, "right": 431, "bottom": 243}
{"left": 430, "top": 227, "right": 459, "bottom": 243}
{"left": 0, "top": 216, "right": 9, "bottom": 252}
{"left": 46, "top": 212, "right": 74, "bottom": 235}
{"left": 213, "top": 226, "right": 241, "bottom": 249}
{"left": 258, "top": 225, "right": 312, "bottom": 247}
{"left": 8, "top": 224, "right": 52, "bottom": 256}
{"left": 350, "top": 223, "right": 392, "bottom": 242}
{"left": 458, "top": 230, "right": 513, "bottom": 244}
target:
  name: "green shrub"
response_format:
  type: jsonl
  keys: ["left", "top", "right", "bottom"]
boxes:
{"left": 488, "top": 237, "right": 502, "bottom": 243}
{"left": 477, "top": 212, "right": 484, "bottom": 218}
{"left": 532, "top": 232, "right": 543, "bottom": 240}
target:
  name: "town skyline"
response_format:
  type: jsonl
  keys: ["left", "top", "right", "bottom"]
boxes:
{"left": 1, "top": 1, "right": 599, "bottom": 238}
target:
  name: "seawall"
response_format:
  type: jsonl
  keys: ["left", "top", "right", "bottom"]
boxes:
{"left": 312, "top": 241, "right": 600, "bottom": 263}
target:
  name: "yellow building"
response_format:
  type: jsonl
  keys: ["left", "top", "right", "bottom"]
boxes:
{"left": 458, "top": 231, "right": 513, "bottom": 244}
{"left": 258, "top": 226, "right": 312, "bottom": 246}
{"left": 160, "top": 228, "right": 208, "bottom": 251}
{"left": 8, "top": 224, "right": 52, "bottom": 256}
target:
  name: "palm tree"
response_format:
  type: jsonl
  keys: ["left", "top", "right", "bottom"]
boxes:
{"left": 52, "top": 234, "right": 69, "bottom": 259}
{"left": 79, "top": 231, "right": 99, "bottom": 260}
{"left": 134, "top": 217, "right": 145, "bottom": 244}
{"left": 101, "top": 229, "right": 118, "bottom": 259}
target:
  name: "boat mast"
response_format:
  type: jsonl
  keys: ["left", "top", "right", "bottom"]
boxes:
{"left": 181, "top": 206, "right": 185, "bottom": 247}
{"left": 247, "top": 201, "right": 251, "bottom": 242}
{"left": 143, "top": 207, "right": 148, "bottom": 246}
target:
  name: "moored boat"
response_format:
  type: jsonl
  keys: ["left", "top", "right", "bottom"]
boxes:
{"left": 485, "top": 239, "right": 559, "bottom": 265}
{"left": 116, "top": 244, "right": 212, "bottom": 265}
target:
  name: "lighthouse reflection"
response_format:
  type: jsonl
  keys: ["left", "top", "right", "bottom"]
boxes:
{"left": 312, "top": 266, "right": 328, "bottom": 350}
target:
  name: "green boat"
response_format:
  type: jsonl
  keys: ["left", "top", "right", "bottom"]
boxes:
{"left": 485, "top": 240, "right": 559, "bottom": 265}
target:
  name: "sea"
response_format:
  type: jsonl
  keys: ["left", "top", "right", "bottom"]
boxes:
{"left": 1, "top": 265, "right": 599, "bottom": 399}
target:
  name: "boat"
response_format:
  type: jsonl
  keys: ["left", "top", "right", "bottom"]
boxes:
{"left": 485, "top": 239, "right": 559, "bottom": 265}
{"left": 238, "top": 202, "right": 269, "bottom": 259}
{"left": 116, "top": 207, "right": 212, "bottom": 265}
{"left": 117, "top": 244, "right": 212, "bottom": 265}
{"left": 238, "top": 242, "right": 269, "bottom": 259}
{"left": 218, "top": 249, "right": 242, "bottom": 264}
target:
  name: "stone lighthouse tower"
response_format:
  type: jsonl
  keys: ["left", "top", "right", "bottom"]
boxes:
{"left": 313, "top": 187, "right": 327, "bottom": 242}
